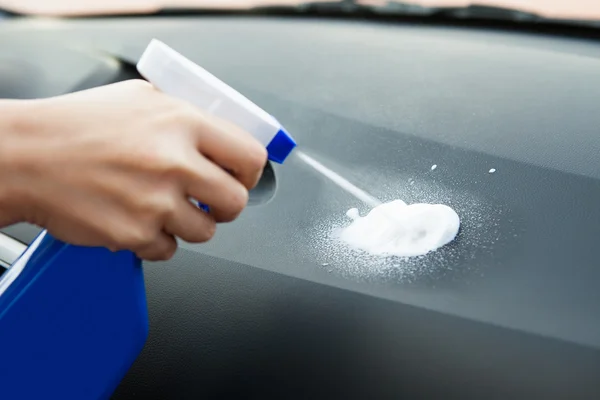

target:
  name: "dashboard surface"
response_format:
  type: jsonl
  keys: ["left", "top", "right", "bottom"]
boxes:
{"left": 1, "top": 15, "right": 600, "bottom": 398}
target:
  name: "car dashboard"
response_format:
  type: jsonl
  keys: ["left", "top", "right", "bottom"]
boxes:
{"left": 1, "top": 13, "right": 600, "bottom": 399}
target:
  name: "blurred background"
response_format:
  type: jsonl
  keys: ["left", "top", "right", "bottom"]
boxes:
{"left": 0, "top": 0, "right": 599, "bottom": 20}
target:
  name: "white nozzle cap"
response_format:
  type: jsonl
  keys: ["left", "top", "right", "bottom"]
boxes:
{"left": 136, "top": 39, "right": 296, "bottom": 163}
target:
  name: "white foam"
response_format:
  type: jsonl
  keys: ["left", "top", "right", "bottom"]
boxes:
{"left": 339, "top": 200, "right": 460, "bottom": 257}
{"left": 346, "top": 208, "right": 360, "bottom": 220}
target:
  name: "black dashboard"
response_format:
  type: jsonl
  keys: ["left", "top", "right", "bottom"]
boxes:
{"left": 2, "top": 14, "right": 600, "bottom": 399}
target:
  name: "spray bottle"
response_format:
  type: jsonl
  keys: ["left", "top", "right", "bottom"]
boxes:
{"left": 0, "top": 39, "right": 296, "bottom": 400}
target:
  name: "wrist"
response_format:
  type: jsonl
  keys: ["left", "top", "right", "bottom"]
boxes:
{"left": 0, "top": 99, "right": 42, "bottom": 226}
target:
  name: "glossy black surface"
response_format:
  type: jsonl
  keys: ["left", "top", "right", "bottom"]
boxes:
{"left": 1, "top": 15, "right": 600, "bottom": 398}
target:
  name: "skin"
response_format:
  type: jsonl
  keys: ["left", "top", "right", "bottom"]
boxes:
{"left": 0, "top": 79, "right": 268, "bottom": 261}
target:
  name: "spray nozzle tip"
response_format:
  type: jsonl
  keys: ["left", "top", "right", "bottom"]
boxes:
{"left": 266, "top": 127, "right": 296, "bottom": 164}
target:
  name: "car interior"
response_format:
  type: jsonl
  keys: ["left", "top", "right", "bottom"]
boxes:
{"left": 1, "top": 1, "right": 600, "bottom": 398}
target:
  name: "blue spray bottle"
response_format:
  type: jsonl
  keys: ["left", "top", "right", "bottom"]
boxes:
{"left": 0, "top": 39, "right": 296, "bottom": 400}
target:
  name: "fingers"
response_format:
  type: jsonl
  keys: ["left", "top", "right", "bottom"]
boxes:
{"left": 164, "top": 197, "right": 217, "bottom": 243}
{"left": 124, "top": 98, "right": 269, "bottom": 261}
{"left": 126, "top": 192, "right": 220, "bottom": 261}
{"left": 184, "top": 155, "right": 249, "bottom": 223}
{"left": 188, "top": 111, "right": 268, "bottom": 191}
{"left": 134, "top": 231, "right": 178, "bottom": 261}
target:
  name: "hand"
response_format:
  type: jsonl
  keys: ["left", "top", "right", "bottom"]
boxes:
{"left": 0, "top": 80, "right": 267, "bottom": 260}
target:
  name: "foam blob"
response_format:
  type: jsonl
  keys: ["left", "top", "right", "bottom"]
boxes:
{"left": 339, "top": 200, "right": 460, "bottom": 257}
{"left": 346, "top": 208, "right": 360, "bottom": 220}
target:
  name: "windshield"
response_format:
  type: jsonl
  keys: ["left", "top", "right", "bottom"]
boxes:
{"left": 0, "top": 0, "right": 599, "bottom": 21}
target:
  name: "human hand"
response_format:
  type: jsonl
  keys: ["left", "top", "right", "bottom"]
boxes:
{"left": 0, "top": 80, "right": 267, "bottom": 260}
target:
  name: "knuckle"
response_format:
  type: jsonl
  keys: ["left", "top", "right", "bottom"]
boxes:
{"left": 144, "top": 144, "right": 196, "bottom": 180}
{"left": 130, "top": 142, "right": 172, "bottom": 172}
{"left": 127, "top": 183, "right": 178, "bottom": 219}
{"left": 161, "top": 197, "right": 178, "bottom": 219}
{"left": 118, "top": 226, "right": 156, "bottom": 249}
{"left": 167, "top": 103, "right": 205, "bottom": 133}
{"left": 142, "top": 195, "right": 177, "bottom": 221}
{"left": 168, "top": 160, "right": 198, "bottom": 181}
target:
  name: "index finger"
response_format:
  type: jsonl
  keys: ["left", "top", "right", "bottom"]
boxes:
{"left": 189, "top": 110, "right": 268, "bottom": 191}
